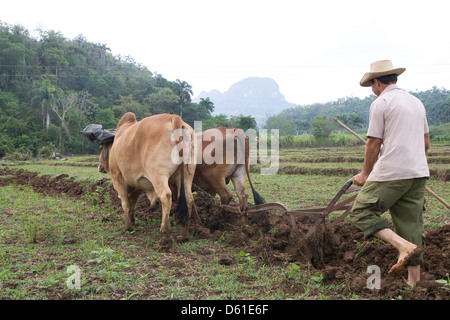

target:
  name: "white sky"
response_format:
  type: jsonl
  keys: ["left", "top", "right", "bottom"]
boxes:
{"left": 3, "top": 0, "right": 450, "bottom": 105}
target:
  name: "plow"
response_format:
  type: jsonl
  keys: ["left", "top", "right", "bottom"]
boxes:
{"left": 220, "top": 178, "right": 361, "bottom": 241}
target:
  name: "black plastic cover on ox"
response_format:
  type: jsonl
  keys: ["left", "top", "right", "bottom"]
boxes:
{"left": 80, "top": 124, "right": 115, "bottom": 145}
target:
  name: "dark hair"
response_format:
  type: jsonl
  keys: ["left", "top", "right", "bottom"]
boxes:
{"left": 371, "top": 74, "right": 398, "bottom": 85}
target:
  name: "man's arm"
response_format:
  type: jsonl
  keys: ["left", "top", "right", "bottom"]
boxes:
{"left": 424, "top": 133, "right": 430, "bottom": 154}
{"left": 353, "top": 137, "right": 383, "bottom": 186}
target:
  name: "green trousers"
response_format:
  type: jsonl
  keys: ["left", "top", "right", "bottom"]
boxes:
{"left": 350, "top": 178, "right": 427, "bottom": 265}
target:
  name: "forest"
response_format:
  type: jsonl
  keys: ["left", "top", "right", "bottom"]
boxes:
{"left": 1, "top": 22, "right": 449, "bottom": 159}
{"left": 0, "top": 22, "right": 256, "bottom": 158}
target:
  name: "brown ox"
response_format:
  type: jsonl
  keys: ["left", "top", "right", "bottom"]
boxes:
{"left": 193, "top": 127, "right": 265, "bottom": 211}
{"left": 88, "top": 112, "right": 197, "bottom": 249}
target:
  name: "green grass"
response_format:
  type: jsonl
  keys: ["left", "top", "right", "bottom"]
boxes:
{"left": 18, "top": 163, "right": 106, "bottom": 181}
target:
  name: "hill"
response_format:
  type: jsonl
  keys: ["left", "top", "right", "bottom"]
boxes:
{"left": 194, "top": 77, "right": 297, "bottom": 125}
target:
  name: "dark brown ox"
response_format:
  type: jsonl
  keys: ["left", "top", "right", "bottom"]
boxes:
{"left": 86, "top": 112, "right": 197, "bottom": 249}
{"left": 193, "top": 127, "right": 265, "bottom": 211}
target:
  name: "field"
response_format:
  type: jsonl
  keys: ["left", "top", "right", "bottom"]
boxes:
{"left": 0, "top": 145, "right": 449, "bottom": 302}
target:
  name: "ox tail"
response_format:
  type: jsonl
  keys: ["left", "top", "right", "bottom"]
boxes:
{"left": 176, "top": 163, "right": 189, "bottom": 225}
{"left": 174, "top": 118, "right": 192, "bottom": 226}
{"left": 243, "top": 135, "right": 266, "bottom": 205}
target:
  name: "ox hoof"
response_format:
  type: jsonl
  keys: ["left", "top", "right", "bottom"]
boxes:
{"left": 191, "top": 225, "right": 210, "bottom": 239}
{"left": 123, "top": 225, "right": 133, "bottom": 232}
{"left": 159, "top": 233, "right": 173, "bottom": 251}
{"left": 176, "top": 234, "right": 190, "bottom": 243}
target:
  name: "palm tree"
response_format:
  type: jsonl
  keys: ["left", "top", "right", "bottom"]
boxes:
{"left": 174, "top": 79, "right": 193, "bottom": 117}
{"left": 30, "top": 78, "right": 57, "bottom": 130}
{"left": 199, "top": 97, "right": 215, "bottom": 114}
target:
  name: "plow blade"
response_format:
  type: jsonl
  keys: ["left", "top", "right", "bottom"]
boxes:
{"left": 220, "top": 178, "right": 360, "bottom": 239}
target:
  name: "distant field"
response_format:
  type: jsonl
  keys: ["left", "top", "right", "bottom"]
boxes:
{"left": 253, "top": 145, "right": 450, "bottom": 181}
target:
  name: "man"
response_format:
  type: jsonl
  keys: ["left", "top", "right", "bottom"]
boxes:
{"left": 350, "top": 60, "right": 430, "bottom": 286}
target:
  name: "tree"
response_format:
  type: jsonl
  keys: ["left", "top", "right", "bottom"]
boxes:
{"left": 0, "top": 40, "right": 35, "bottom": 86}
{"left": 294, "top": 119, "right": 310, "bottom": 135}
{"left": 94, "top": 108, "right": 117, "bottom": 129}
{"left": 199, "top": 97, "right": 215, "bottom": 113}
{"left": 37, "top": 30, "right": 69, "bottom": 82}
{"left": 202, "top": 114, "right": 230, "bottom": 130}
{"left": 111, "top": 95, "right": 147, "bottom": 120}
{"left": 74, "top": 90, "right": 98, "bottom": 133}
{"left": 336, "top": 113, "right": 364, "bottom": 130}
{"left": 348, "top": 113, "right": 364, "bottom": 128}
{"left": 235, "top": 115, "right": 257, "bottom": 131}
{"left": 144, "top": 87, "right": 180, "bottom": 115}
{"left": 311, "top": 116, "right": 333, "bottom": 146}
{"left": 173, "top": 79, "right": 193, "bottom": 117}
{"left": 31, "top": 78, "right": 58, "bottom": 130}
{"left": 49, "top": 90, "right": 96, "bottom": 152}
{"left": 49, "top": 89, "right": 76, "bottom": 151}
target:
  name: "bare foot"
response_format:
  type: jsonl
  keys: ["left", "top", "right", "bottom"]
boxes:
{"left": 388, "top": 246, "right": 422, "bottom": 275}
{"left": 407, "top": 265, "right": 421, "bottom": 286}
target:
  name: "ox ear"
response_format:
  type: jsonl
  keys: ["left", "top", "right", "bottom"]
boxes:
{"left": 80, "top": 124, "right": 115, "bottom": 145}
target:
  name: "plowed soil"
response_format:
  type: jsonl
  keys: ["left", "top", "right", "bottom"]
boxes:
{"left": 1, "top": 167, "right": 449, "bottom": 300}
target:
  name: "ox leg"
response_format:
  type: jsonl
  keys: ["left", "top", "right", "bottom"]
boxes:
{"left": 154, "top": 180, "right": 173, "bottom": 250}
{"left": 198, "top": 173, "right": 233, "bottom": 205}
{"left": 217, "top": 182, "right": 234, "bottom": 206}
{"left": 176, "top": 190, "right": 194, "bottom": 243}
{"left": 204, "top": 177, "right": 233, "bottom": 205}
{"left": 145, "top": 190, "right": 158, "bottom": 210}
{"left": 111, "top": 179, "right": 134, "bottom": 231}
{"left": 128, "top": 189, "right": 141, "bottom": 225}
{"left": 112, "top": 179, "right": 133, "bottom": 231}
{"left": 231, "top": 171, "right": 249, "bottom": 212}
{"left": 118, "top": 192, "right": 133, "bottom": 232}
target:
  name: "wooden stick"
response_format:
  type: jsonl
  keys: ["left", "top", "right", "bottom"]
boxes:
{"left": 333, "top": 118, "right": 450, "bottom": 210}
{"left": 424, "top": 186, "right": 450, "bottom": 210}
{"left": 333, "top": 118, "right": 367, "bottom": 144}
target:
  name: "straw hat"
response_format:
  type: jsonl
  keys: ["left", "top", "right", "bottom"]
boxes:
{"left": 360, "top": 60, "right": 406, "bottom": 87}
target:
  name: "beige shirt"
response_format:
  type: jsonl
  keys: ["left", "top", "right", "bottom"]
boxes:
{"left": 367, "top": 84, "right": 430, "bottom": 181}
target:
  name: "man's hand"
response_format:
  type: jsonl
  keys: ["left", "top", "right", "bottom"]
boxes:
{"left": 353, "top": 171, "right": 369, "bottom": 186}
